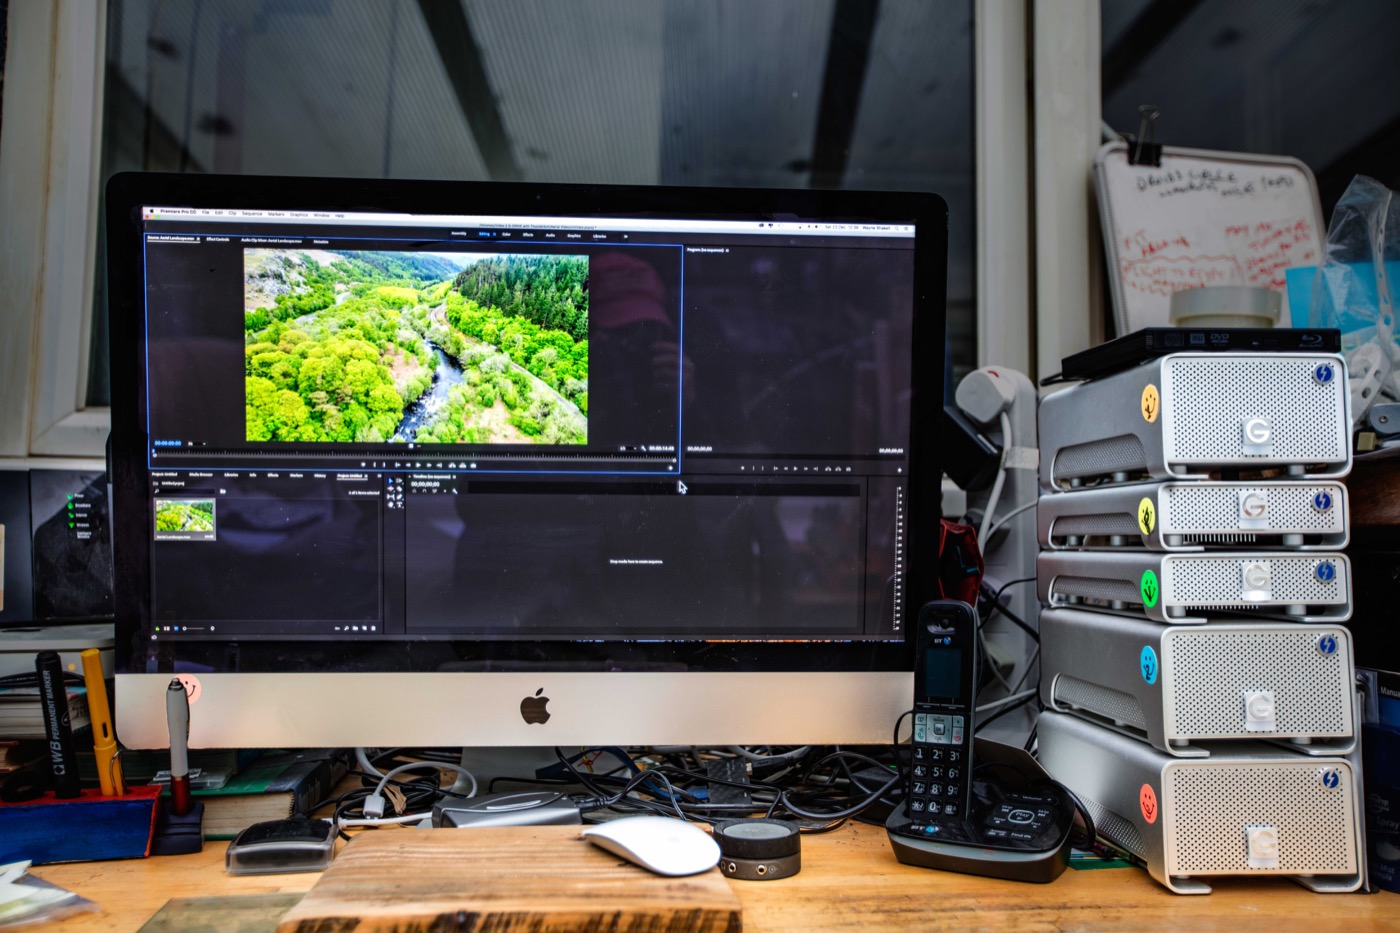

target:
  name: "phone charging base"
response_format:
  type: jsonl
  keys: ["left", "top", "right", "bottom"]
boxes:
{"left": 887, "top": 805, "right": 1072, "bottom": 884}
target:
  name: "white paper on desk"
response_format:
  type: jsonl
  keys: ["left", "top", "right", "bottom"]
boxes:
{"left": 0, "top": 877, "right": 75, "bottom": 920}
{"left": 0, "top": 861, "right": 36, "bottom": 910}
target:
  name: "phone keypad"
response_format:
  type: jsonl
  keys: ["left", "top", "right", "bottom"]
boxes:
{"left": 907, "top": 712, "right": 969, "bottom": 822}
{"left": 914, "top": 712, "right": 965, "bottom": 746}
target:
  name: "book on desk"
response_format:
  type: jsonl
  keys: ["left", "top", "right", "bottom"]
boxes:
{"left": 186, "top": 748, "right": 351, "bottom": 839}
{"left": 0, "top": 683, "right": 89, "bottom": 737}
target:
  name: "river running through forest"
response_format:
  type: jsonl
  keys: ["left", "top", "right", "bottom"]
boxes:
{"left": 392, "top": 344, "right": 466, "bottom": 441}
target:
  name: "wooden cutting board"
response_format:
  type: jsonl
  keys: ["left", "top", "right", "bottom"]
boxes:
{"left": 276, "top": 826, "right": 741, "bottom": 932}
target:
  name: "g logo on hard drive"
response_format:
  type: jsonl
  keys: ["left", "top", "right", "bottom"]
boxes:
{"left": 1316, "top": 634, "right": 1339, "bottom": 656}
{"left": 1315, "top": 561, "right": 1337, "bottom": 584}
{"left": 1242, "top": 418, "right": 1272, "bottom": 446}
{"left": 1313, "top": 363, "right": 1335, "bottom": 385}
{"left": 1240, "top": 491, "right": 1267, "bottom": 520}
{"left": 1319, "top": 768, "right": 1342, "bottom": 790}
{"left": 1241, "top": 561, "right": 1272, "bottom": 601}
{"left": 1312, "top": 490, "right": 1334, "bottom": 512}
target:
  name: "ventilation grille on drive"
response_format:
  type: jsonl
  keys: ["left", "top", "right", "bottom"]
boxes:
{"left": 1050, "top": 575, "right": 1141, "bottom": 605}
{"left": 1168, "top": 632, "right": 1350, "bottom": 738}
{"left": 1179, "top": 534, "right": 1258, "bottom": 546}
{"left": 1052, "top": 434, "right": 1148, "bottom": 485}
{"left": 1050, "top": 514, "right": 1142, "bottom": 540}
{"left": 1165, "top": 358, "right": 1345, "bottom": 463}
{"left": 1053, "top": 675, "right": 1149, "bottom": 731}
{"left": 1167, "top": 765, "right": 1355, "bottom": 874}
{"left": 1168, "top": 557, "right": 1344, "bottom": 605}
{"left": 1163, "top": 485, "right": 1344, "bottom": 535}
{"left": 1082, "top": 794, "right": 1147, "bottom": 860}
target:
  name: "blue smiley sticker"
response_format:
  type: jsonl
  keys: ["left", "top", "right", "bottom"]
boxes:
{"left": 1140, "top": 646, "right": 1159, "bottom": 685}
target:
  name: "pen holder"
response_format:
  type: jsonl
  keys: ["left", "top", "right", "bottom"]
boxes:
{"left": 150, "top": 796, "right": 205, "bottom": 856}
{"left": 0, "top": 785, "right": 163, "bottom": 865}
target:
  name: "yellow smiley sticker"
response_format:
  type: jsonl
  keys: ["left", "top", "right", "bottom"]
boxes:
{"left": 1137, "top": 497, "right": 1156, "bottom": 536}
{"left": 1141, "top": 384, "right": 1160, "bottom": 423}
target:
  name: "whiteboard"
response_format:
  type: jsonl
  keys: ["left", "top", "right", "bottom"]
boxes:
{"left": 1095, "top": 142, "right": 1325, "bottom": 335}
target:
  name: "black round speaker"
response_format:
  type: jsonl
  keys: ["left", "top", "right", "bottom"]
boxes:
{"left": 713, "top": 819, "right": 801, "bottom": 880}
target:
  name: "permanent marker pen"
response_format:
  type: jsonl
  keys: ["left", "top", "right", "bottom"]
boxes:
{"left": 35, "top": 651, "right": 81, "bottom": 798}
{"left": 166, "top": 678, "right": 192, "bottom": 815}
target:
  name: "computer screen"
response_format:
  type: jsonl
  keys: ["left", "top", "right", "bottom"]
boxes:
{"left": 107, "top": 174, "right": 947, "bottom": 749}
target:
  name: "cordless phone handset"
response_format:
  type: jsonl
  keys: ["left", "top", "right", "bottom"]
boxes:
{"left": 903, "top": 599, "right": 977, "bottom": 826}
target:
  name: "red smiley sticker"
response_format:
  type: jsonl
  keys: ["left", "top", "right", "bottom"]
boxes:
{"left": 1140, "top": 784, "right": 1158, "bottom": 824}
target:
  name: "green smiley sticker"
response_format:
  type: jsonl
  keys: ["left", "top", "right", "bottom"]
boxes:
{"left": 1140, "top": 569, "right": 1160, "bottom": 608}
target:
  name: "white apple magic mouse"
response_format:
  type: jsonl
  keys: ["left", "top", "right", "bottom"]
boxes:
{"left": 581, "top": 815, "right": 721, "bottom": 876}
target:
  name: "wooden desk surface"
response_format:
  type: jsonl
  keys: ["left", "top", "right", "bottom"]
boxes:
{"left": 27, "top": 821, "right": 1399, "bottom": 932}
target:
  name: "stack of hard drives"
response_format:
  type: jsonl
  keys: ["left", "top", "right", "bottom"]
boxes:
{"left": 1032, "top": 349, "right": 1366, "bottom": 894}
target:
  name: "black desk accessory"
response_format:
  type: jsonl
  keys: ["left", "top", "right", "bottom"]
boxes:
{"left": 714, "top": 819, "right": 801, "bottom": 880}
{"left": 1046, "top": 326, "right": 1341, "bottom": 385}
{"left": 226, "top": 818, "right": 336, "bottom": 874}
{"left": 150, "top": 797, "right": 206, "bottom": 856}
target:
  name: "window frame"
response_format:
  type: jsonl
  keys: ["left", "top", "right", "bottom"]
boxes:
{"left": 0, "top": 0, "right": 1093, "bottom": 461}
{"left": 0, "top": 0, "right": 109, "bottom": 464}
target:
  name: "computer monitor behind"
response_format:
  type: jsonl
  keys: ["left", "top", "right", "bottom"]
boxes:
{"left": 106, "top": 174, "right": 947, "bottom": 750}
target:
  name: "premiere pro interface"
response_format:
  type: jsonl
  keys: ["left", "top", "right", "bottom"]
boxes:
{"left": 136, "top": 206, "right": 917, "bottom": 645}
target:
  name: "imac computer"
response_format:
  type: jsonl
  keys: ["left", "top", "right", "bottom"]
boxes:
{"left": 106, "top": 174, "right": 947, "bottom": 750}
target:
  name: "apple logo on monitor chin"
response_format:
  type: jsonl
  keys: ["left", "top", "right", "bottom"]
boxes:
{"left": 520, "top": 688, "right": 551, "bottom": 725}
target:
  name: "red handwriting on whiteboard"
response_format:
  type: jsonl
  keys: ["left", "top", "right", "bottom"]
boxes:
{"left": 1120, "top": 255, "right": 1244, "bottom": 298}
{"left": 1123, "top": 229, "right": 1192, "bottom": 260}
{"left": 1223, "top": 218, "right": 1316, "bottom": 291}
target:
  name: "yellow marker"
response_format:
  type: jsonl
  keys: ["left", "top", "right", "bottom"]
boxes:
{"left": 1141, "top": 384, "right": 1160, "bottom": 423}
{"left": 81, "top": 648, "right": 125, "bottom": 796}
{"left": 1137, "top": 497, "right": 1156, "bottom": 536}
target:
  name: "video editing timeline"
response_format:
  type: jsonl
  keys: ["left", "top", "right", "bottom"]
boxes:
{"left": 140, "top": 205, "right": 917, "bottom": 645}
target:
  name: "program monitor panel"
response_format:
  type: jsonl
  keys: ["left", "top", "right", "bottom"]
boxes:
{"left": 110, "top": 177, "right": 946, "bottom": 677}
